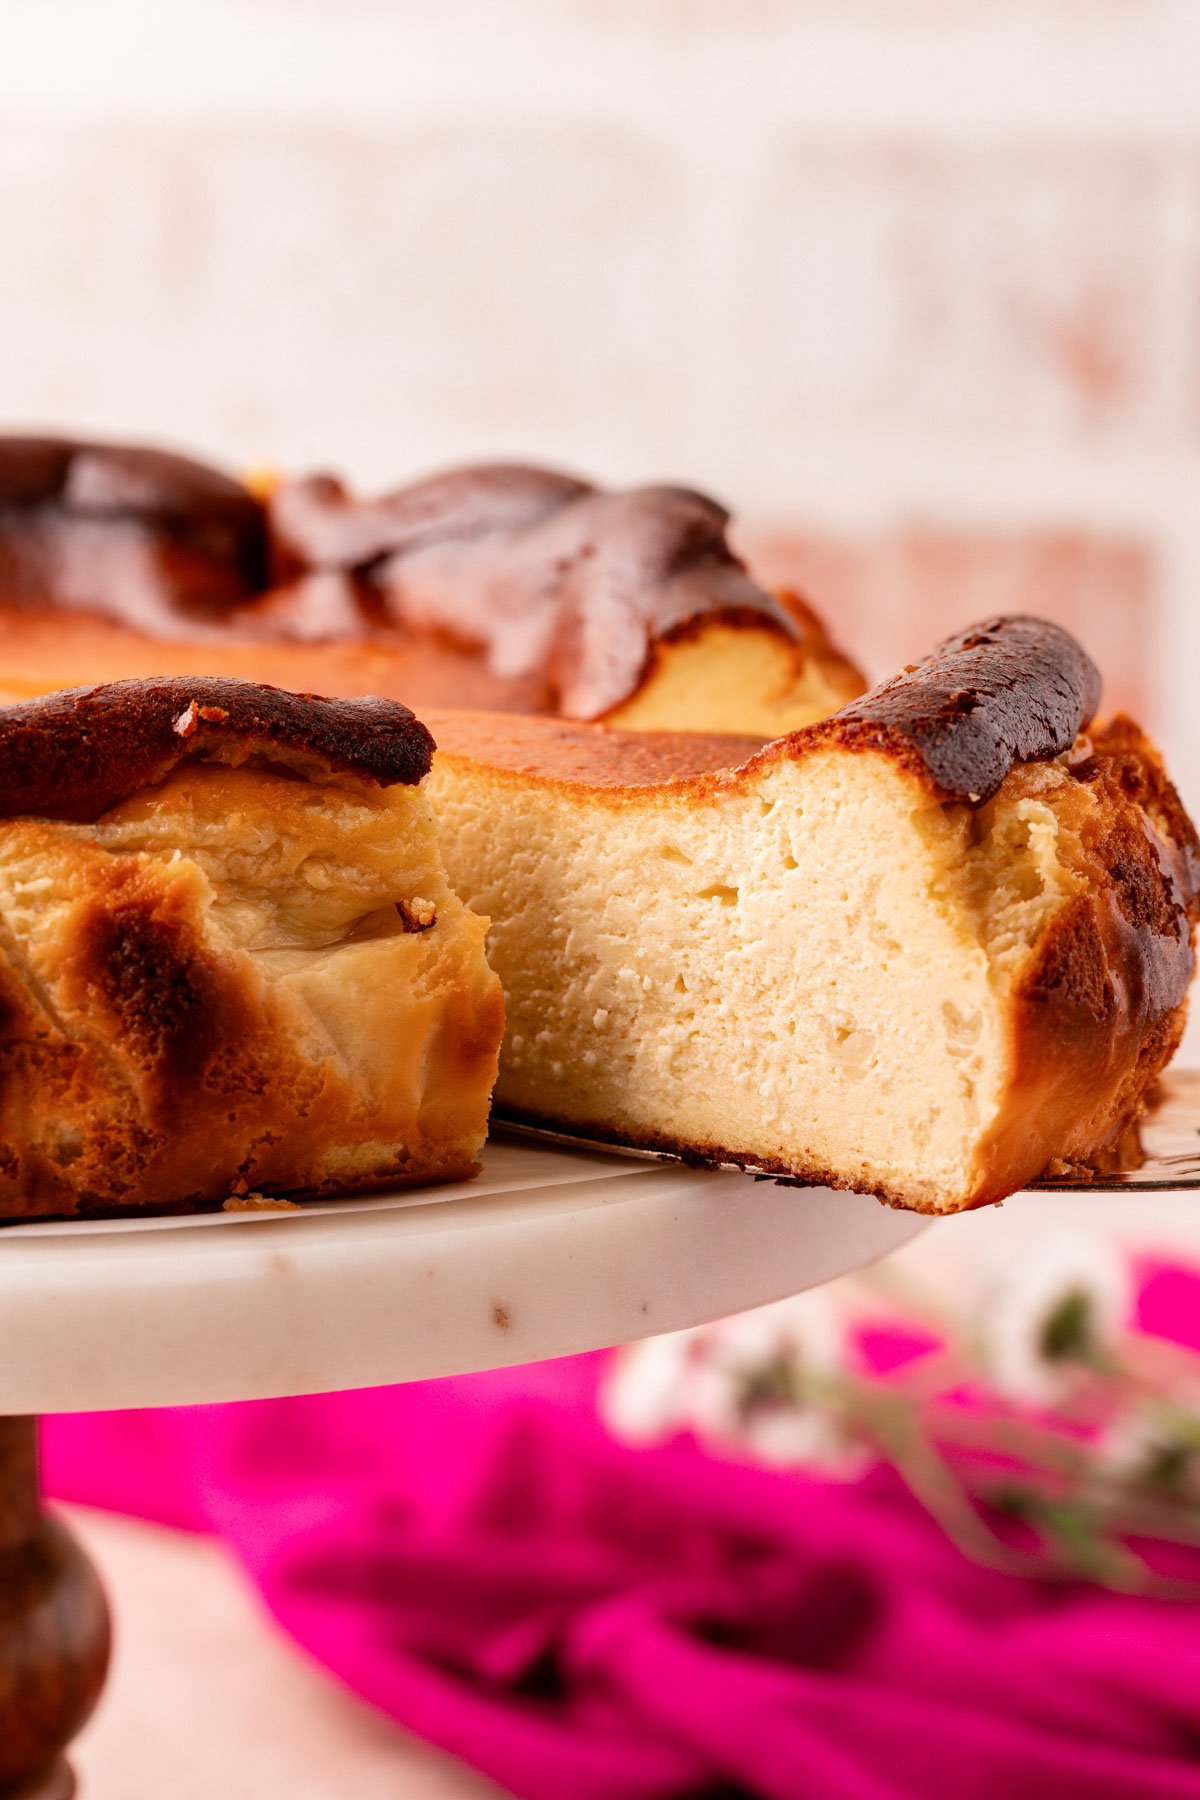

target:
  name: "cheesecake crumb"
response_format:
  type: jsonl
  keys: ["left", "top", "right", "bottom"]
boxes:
{"left": 396, "top": 896, "right": 436, "bottom": 932}
{"left": 223, "top": 1190, "right": 301, "bottom": 1213}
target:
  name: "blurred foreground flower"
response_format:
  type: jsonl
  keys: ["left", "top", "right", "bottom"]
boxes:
{"left": 600, "top": 1328, "right": 698, "bottom": 1445}
{"left": 601, "top": 1244, "right": 1200, "bottom": 1598}
{"left": 1099, "top": 1395, "right": 1200, "bottom": 1501}
{"left": 603, "top": 1292, "right": 861, "bottom": 1473}
{"left": 978, "top": 1234, "right": 1130, "bottom": 1403}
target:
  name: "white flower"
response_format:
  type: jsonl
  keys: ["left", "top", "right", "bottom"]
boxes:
{"left": 978, "top": 1233, "right": 1130, "bottom": 1404}
{"left": 600, "top": 1327, "right": 701, "bottom": 1444}
{"left": 708, "top": 1290, "right": 845, "bottom": 1375}
{"left": 686, "top": 1354, "right": 853, "bottom": 1468}
{"left": 694, "top": 1290, "right": 854, "bottom": 1469}
{"left": 604, "top": 1289, "right": 859, "bottom": 1473}
{"left": 1099, "top": 1397, "right": 1200, "bottom": 1498}
{"left": 747, "top": 1408, "right": 852, "bottom": 1469}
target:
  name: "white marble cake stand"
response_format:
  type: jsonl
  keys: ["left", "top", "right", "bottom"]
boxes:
{"left": 0, "top": 1133, "right": 928, "bottom": 1416}
{"left": 0, "top": 1133, "right": 927, "bottom": 1799}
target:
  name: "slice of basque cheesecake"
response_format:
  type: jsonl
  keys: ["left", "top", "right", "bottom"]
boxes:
{"left": 425, "top": 617, "right": 1199, "bottom": 1213}
{"left": 0, "top": 678, "right": 504, "bottom": 1218}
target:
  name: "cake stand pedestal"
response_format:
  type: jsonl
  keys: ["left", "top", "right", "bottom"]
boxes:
{"left": 0, "top": 1420, "right": 108, "bottom": 1800}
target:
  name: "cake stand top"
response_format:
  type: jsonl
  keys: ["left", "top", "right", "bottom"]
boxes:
{"left": 0, "top": 1136, "right": 926, "bottom": 1415}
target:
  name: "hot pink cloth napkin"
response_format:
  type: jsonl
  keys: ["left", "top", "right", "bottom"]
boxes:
{"left": 42, "top": 1262, "right": 1200, "bottom": 1800}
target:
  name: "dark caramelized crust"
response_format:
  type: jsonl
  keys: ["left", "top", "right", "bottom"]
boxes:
{"left": 798, "top": 615, "right": 1103, "bottom": 804}
{"left": 1069, "top": 713, "right": 1200, "bottom": 902}
{"left": 0, "top": 436, "right": 259, "bottom": 533}
{"left": 264, "top": 464, "right": 806, "bottom": 717}
{"left": 269, "top": 463, "right": 592, "bottom": 580}
{"left": 0, "top": 435, "right": 862, "bottom": 728}
{"left": 0, "top": 678, "right": 433, "bottom": 822}
{"left": 0, "top": 435, "right": 268, "bottom": 627}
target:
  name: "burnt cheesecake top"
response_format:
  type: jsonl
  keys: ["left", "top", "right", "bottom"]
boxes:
{"left": 798, "top": 615, "right": 1103, "bottom": 804}
{"left": 0, "top": 435, "right": 853, "bottom": 719}
{"left": 0, "top": 677, "right": 434, "bottom": 821}
{"left": 264, "top": 463, "right": 805, "bottom": 716}
{"left": 0, "top": 435, "right": 269, "bottom": 626}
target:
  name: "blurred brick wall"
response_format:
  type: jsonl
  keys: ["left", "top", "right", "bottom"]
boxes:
{"left": 2, "top": 1, "right": 1199, "bottom": 780}
{"left": 747, "top": 526, "right": 1156, "bottom": 718}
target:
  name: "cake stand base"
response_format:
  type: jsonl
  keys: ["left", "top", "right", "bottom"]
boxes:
{"left": 3, "top": 1766, "right": 74, "bottom": 1800}
{"left": 0, "top": 1420, "right": 109, "bottom": 1800}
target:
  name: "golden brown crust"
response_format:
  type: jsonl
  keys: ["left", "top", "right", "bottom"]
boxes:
{"left": 0, "top": 611, "right": 554, "bottom": 715}
{"left": 1069, "top": 713, "right": 1200, "bottom": 902}
{"left": 0, "top": 436, "right": 862, "bottom": 726}
{"left": 967, "top": 716, "right": 1200, "bottom": 1202}
{"left": 0, "top": 677, "right": 434, "bottom": 821}
{"left": 424, "top": 707, "right": 765, "bottom": 788}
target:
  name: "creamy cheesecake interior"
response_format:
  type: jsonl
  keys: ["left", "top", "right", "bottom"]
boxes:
{"left": 602, "top": 615, "right": 861, "bottom": 736}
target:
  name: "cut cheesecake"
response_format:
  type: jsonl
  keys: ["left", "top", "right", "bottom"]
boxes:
{"left": 425, "top": 617, "right": 1199, "bottom": 1213}
{"left": 0, "top": 436, "right": 864, "bottom": 734}
{"left": 0, "top": 678, "right": 504, "bottom": 1218}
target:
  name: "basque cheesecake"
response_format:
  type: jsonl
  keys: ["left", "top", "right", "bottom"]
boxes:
{"left": 0, "top": 434, "right": 1195, "bottom": 1215}
{"left": 426, "top": 618, "right": 1199, "bottom": 1213}
{"left": 0, "top": 435, "right": 863, "bottom": 733}
{"left": 0, "top": 678, "right": 503, "bottom": 1218}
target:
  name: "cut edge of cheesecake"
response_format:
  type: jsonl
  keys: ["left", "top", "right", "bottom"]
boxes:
{"left": 599, "top": 597, "right": 865, "bottom": 737}
{"left": 423, "top": 616, "right": 1199, "bottom": 1214}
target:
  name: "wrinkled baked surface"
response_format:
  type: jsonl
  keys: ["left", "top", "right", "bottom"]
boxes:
{"left": 263, "top": 465, "right": 864, "bottom": 728}
{"left": 801, "top": 614, "right": 1103, "bottom": 802}
{"left": 428, "top": 616, "right": 1105, "bottom": 806}
{"left": 0, "top": 680, "right": 503, "bottom": 1219}
{"left": 0, "top": 675, "right": 433, "bottom": 821}
{"left": 0, "top": 435, "right": 863, "bottom": 733}
{"left": 0, "top": 435, "right": 267, "bottom": 626}
{"left": 425, "top": 617, "right": 1199, "bottom": 1213}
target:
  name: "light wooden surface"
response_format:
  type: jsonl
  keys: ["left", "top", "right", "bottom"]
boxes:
{"left": 68, "top": 1507, "right": 506, "bottom": 1800}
